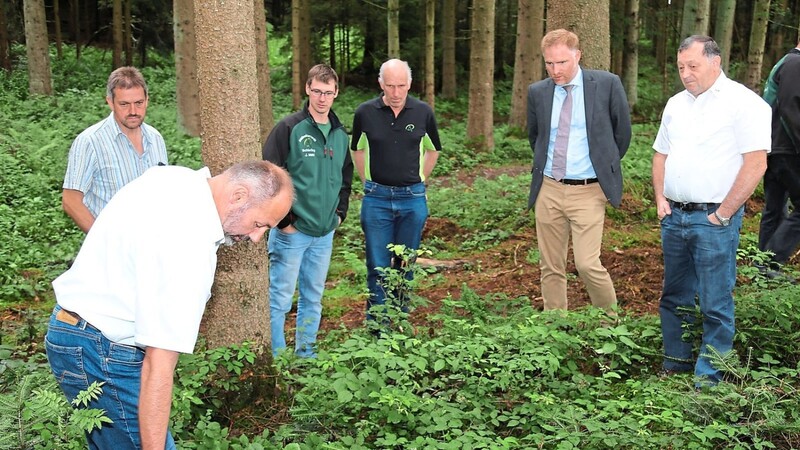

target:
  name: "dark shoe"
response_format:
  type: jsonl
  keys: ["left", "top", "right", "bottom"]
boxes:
{"left": 754, "top": 263, "right": 798, "bottom": 284}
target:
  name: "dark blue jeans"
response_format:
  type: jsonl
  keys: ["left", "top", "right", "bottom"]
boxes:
{"left": 659, "top": 206, "right": 743, "bottom": 386}
{"left": 360, "top": 180, "right": 428, "bottom": 321}
{"left": 45, "top": 305, "right": 177, "bottom": 449}
{"left": 758, "top": 154, "right": 800, "bottom": 263}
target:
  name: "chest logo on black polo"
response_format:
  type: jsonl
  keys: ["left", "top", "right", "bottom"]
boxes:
{"left": 298, "top": 134, "right": 317, "bottom": 157}
{"left": 405, "top": 124, "right": 415, "bottom": 132}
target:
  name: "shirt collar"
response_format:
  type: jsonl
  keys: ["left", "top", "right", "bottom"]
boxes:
{"left": 106, "top": 112, "right": 150, "bottom": 143}
{"left": 567, "top": 67, "right": 583, "bottom": 88}
{"left": 197, "top": 167, "right": 225, "bottom": 246}
{"left": 683, "top": 70, "right": 728, "bottom": 100}
{"left": 373, "top": 94, "right": 416, "bottom": 110}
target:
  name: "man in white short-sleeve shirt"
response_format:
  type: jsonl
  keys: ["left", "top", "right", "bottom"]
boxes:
{"left": 45, "top": 161, "right": 293, "bottom": 449}
{"left": 652, "top": 35, "right": 770, "bottom": 387}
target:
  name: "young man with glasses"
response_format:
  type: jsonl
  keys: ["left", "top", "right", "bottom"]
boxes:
{"left": 262, "top": 64, "right": 353, "bottom": 357}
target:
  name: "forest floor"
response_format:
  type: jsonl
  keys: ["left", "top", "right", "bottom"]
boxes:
{"left": 321, "top": 164, "right": 671, "bottom": 334}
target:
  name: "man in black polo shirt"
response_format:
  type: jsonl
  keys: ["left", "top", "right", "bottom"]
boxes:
{"left": 351, "top": 58, "right": 442, "bottom": 324}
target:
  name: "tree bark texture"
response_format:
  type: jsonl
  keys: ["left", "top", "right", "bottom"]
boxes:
{"left": 112, "top": 0, "right": 122, "bottom": 68}
{"left": 610, "top": 0, "right": 625, "bottom": 75}
{"left": 173, "top": 0, "right": 201, "bottom": 137}
{"left": 194, "top": 0, "right": 270, "bottom": 350}
{"left": 622, "top": 0, "right": 639, "bottom": 110}
{"left": 124, "top": 0, "right": 132, "bottom": 66}
{"left": 547, "top": 0, "right": 610, "bottom": 71}
{"left": 0, "top": 2, "right": 11, "bottom": 70}
{"left": 53, "top": 0, "right": 62, "bottom": 58}
{"left": 680, "top": 0, "right": 710, "bottom": 38}
{"left": 508, "top": 0, "right": 544, "bottom": 129}
{"left": 23, "top": 0, "right": 52, "bottom": 95}
{"left": 70, "top": 0, "right": 80, "bottom": 60}
{"left": 467, "top": 0, "right": 495, "bottom": 151}
{"left": 713, "top": 0, "right": 736, "bottom": 72}
{"left": 387, "top": 0, "right": 400, "bottom": 58}
{"left": 745, "top": 0, "right": 771, "bottom": 92}
{"left": 291, "top": 0, "right": 310, "bottom": 110}
{"left": 424, "top": 0, "right": 435, "bottom": 107}
{"left": 255, "top": 0, "right": 274, "bottom": 142}
{"left": 440, "top": 0, "right": 456, "bottom": 99}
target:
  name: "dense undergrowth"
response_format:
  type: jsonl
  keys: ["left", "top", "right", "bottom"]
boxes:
{"left": 2, "top": 45, "right": 800, "bottom": 449}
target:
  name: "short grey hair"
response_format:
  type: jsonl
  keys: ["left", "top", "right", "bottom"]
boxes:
{"left": 378, "top": 59, "right": 412, "bottom": 84}
{"left": 678, "top": 35, "right": 721, "bottom": 59}
{"left": 106, "top": 66, "right": 148, "bottom": 99}
{"left": 226, "top": 160, "right": 294, "bottom": 206}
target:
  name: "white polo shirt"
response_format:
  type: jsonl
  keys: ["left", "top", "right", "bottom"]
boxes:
{"left": 653, "top": 72, "right": 771, "bottom": 203}
{"left": 53, "top": 166, "right": 224, "bottom": 354}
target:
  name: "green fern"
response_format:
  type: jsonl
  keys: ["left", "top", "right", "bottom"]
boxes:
{"left": 0, "top": 372, "right": 110, "bottom": 449}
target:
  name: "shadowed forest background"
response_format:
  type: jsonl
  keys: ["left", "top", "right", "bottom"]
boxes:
{"left": 2, "top": 0, "right": 800, "bottom": 448}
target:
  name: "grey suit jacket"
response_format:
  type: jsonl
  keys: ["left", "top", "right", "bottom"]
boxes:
{"left": 526, "top": 69, "right": 631, "bottom": 208}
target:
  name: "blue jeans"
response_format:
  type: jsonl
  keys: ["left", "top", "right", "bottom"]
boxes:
{"left": 659, "top": 206, "right": 743, "bottom": 385}
{"left": 758, "top": 154, "right": 800, "bottom": 264}
{"left": 45, "top": 305, "right": 177, "bottom": 449}
{"left": 268, "top": 227, "right": 334, "bottom": 357}
{"left": 360, "top": 180, "right": 428, "bottom": 321}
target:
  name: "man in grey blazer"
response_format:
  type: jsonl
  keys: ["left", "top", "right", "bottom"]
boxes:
{"left": 527, "top": 29, "right": 631, "bottom": 311}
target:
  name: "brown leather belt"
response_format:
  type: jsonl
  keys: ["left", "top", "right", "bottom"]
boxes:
{"left": 55, "top": 308, "right": 98, "bottom": 331}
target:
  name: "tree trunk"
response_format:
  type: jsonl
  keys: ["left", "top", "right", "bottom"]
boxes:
{"left": 610, "top": 0, "right": 625, "bottom": 74}
{"left": 508, "top": 0, "right": 544, "bottom": 129}
{"left": 387, "top": 0, "right": 400, "bottom": 58}
{"left": 765, "top": 0, "right": 788, "bottom": 68}
{"left": 744, "top": 0, "right": 771, "bottom": 92}
{"left": 112, "top": 0, "right": 122, "bottom": 68}
{"left": 0, "top": 1, "right": 11, "bottom": 71}
{"left": 328, "top": 20, "right": 336, "bottom": 71}
{"left": 466, "top": 0, "right": 495, "bottom": 151}
{"left": 441, "top": 0, "right": 456, "bottom": 99}
{"left": 70, "top": 0, "right": 80, "bottom": 60}
{"left": 713, "top": 0, "right": 736, "bottom": 72}
{"left": 547, "top": 0, "right": 610, "bottom": 71}
{"left": 124, "top": 0, "right": 132, "bottom": 66}
{"left": 622, "top": 0, "right": 639, "bottom": 111}
{"left": 173, "top": 0, "right": 201, "bottom": 137}
{"left": 291, "top": 0, "right": 310, "bottom": 110}
{"left": 254, "top": 0, "right": 274, "bottom": 142}
{"left": 195, "top": 0, "right": 270, "bottom": 350}
{"left": 357, "top": 11, "right": 377, "bottom": 75}
{"left": 680, "top": 0, "right": 710, "bottom": 38}
{"left": 53, "top": 0, "right": 62, "bottom": 58}
{"left": 424, "top": 0, "right": 435, "bottom": 107}
{"left": 23, "top": 0, "right": 52, "bottom": 95}
{"left": 654, "top": 0, "right": 667, "bottom": 75}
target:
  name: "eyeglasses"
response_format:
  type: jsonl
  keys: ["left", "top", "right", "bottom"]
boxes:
{"left": 309, "top": 89, "right": 336, "bottom": 98}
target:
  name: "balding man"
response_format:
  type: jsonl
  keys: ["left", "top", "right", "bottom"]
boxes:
{"left": 653, "top": 35, "right": 770, "bottom": 387}
{"left": 350, "top": 59, "right": 441, "bottom": 326}
{"left": 45, "top": 161, "right": 293, "bottom": 448}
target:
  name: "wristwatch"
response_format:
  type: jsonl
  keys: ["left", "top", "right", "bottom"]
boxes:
{"left": 714, "top": 211, "right": 731, "bottom": 227}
